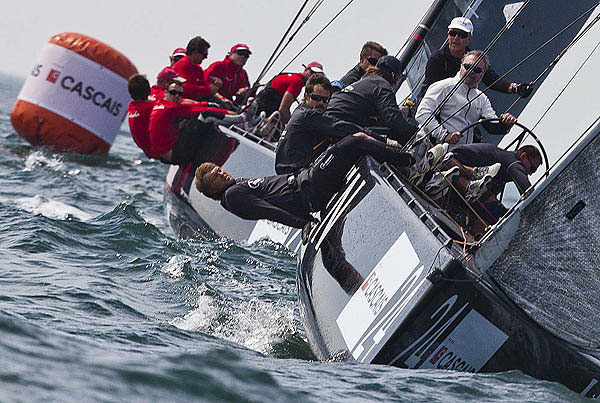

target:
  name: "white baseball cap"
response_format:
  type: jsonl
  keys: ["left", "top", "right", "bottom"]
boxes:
{"left": 448, "top": 17, "right": 474, "bottom": 35}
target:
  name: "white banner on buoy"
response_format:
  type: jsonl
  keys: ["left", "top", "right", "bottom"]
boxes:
{"left": 17, "top": 43, "right": 130, "bottom": 145}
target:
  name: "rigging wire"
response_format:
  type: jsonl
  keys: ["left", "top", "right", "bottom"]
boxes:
{"left": 262, "top": 0, "right": 326, "bottom": 77}
{"left": 279, "top": 0, "right": 355, "bottom": 73}
{"left": 503, "top": 5, "right": 600, "bottom": 114}
{"left": 252, "top": 1, "right": 310, "bottom": 87}
{"left": 530, "top": 38, "right": 600, "bottom": 132}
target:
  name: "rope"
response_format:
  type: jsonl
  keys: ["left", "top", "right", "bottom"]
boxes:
{"left": 262, "top": 0, "right": 326, "bottom": 77}
{"left": 279, "top": 0, "right": 355, "bottom": 73}
{"left": 253, "top": 1, "right": 310, "bottom": 87}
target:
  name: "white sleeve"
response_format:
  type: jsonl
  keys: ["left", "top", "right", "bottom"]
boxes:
{"left": 416, "top": 82, "right": 450, "bottom": 144}
{"left": 480, "top": 94, "right": 498, "bottom": 119}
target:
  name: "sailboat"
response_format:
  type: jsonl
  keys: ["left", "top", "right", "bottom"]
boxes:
{"left": 297, "top": 0, "right": 600, "bottom": 398}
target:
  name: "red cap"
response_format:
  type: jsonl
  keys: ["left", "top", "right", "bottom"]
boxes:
{"left": 230, "top": 43, "right": 252, "bottom": 54}
{"left": 171, "top": 47, "right": 186, "bottom": 58}
{"left": 302, "top": 61, "right": 324, "bottom": 73}
{"left": 157, "top": 67, "right": 184, "bottom": 83}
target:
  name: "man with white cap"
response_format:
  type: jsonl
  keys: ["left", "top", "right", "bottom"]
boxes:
{"left": 205, "top": 43, "right": 252, "bottom": 105}
{"left": 420, "top": 16, "right": 532, "bottom": 99}
{"left": 254, "top": 61, "right": 324, "bottom": 125}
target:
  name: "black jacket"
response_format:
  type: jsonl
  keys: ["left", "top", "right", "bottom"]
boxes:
{"left": 325, "top": 74, "right": 417, "bottom": 144}
{"left": 275, "top": 103, "right": 362, "bottom": 175}
{"left": 421, "top": 44, "right": 512, "bottom": 98}
{"left": 338, "top": 63, "right": 365, "bottom": 87}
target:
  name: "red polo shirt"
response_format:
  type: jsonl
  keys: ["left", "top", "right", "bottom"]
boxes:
{"left": 205, "top": 57, "right": 250, "bottom": 100}
{"left": 172, "top": 56, "right": 211, "bottom": 100}
{"left": 148, "top": 85, "right": 165, "bottom": 102}
{"left": 148, "top": 100, "right": 228, "bottom": 156}
{"left": 127, "top": 100, "right": 160, "bottom": 159}
{"left": 270, "top": 73, "right": 305, "bottom": 98}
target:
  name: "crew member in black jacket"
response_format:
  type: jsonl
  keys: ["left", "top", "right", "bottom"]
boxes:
{"left": 420, "top": 16, "right": 533, "bottom": 99}
{"left": 275, "top": 74, "right": 363, "bottom": 175}
{"left": 194, "top": 134, "right": 414, "bottom": 235}
{"left": 338, "top": 41, "right": 388, "bottom": 88}
{"left": 325, "top": 55, "right": 417, "bottom": 145}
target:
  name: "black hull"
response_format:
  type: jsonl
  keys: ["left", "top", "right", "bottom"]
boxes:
{"left": 297, "top": 125, "right": 600, "bottom": 398}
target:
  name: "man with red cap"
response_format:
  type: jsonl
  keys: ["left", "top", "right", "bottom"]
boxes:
{"left": 173, "top": 36, "right": 222, "bottom": 101}
{"left": 205, "top": 44, "right": 251, "bottom": 106}
{"left": 149, "top": 67, "right": 184, "bottom": 102}
{"left": 170, "top": 48, "right": 186, "bottom": 67}
{"left": 254, "top": 61, "right": 324, "bottom": 125}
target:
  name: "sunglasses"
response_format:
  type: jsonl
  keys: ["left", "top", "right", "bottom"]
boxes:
{"left": 168, "top": 89, "right": 184, "bottom": 96}
{"left": 462, "top": 63, "right": 484, "bottom": 74}
{"left": 528, "top": 157, "right": 540, "bottom": 173}
{"left": 448, "top": 30, "right": 470, "bottom": 38}
{"left": 367, "top": 57, "right": 379, "bottom": 65}
{"left": 235, "top": 50, "right": 250, "bottom": 57}
{"left": 307, "top": 93, "right": 330, "bottom": 103}
{"left": 172, "top": 55, "right": 184, "bottom": 63}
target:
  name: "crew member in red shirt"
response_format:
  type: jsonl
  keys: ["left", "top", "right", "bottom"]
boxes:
{"left": 172, "top": 36, "right": 221, "bottom": 101}
{"left": 254, "top": 61, "right": 324, "bottom": 124}
{"left": 169, "top": 47, "right": 186, "bottom": 67}
{"left": 127, "top": 74, "right": 160, "bottom": 159}
{"left": 149, "top": 80, "right": 248, "bottom": 166}
{"left": 205, "top": 43, "right": 251, "bottom": 106}
{"left": 149, "top": 67, "right": 183, "bottom": 102}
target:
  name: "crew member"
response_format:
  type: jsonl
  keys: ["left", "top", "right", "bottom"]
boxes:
{"left": 172, "top": 36, "right": 221, "bottom": 101}
{"left": 148, "top": 80, "right": 245, "bottom": 166}
{"left": 127, "top": 74, "right": 159, "bottom": 159}
{"left": 149, "top": 67, "right": 182, "bottom": 102}
{"left": 275, "top": 74, "right": 363, "bottom": 175}
{"left": 416, "top": 50, "right": 517, "bottom": 146}
{"left": 420, "top": 17, "right": 533, "bottom": 98}
{"left": 325, "top": 55, "right": 417, "bottom": 144}
{"left": 194, "top": 134, "right": 414, "bottom": 234}
{"left": 338, "top": 41, "right": 387, "bottom": 88}
{"left": 169, "top": 47, "right": 186, "bottom": 67}
{"left": 254, "top": 61, "right": 324, "bottom": 125}
{"left": 205, "top": 43, "right": 251, "bottom": 105}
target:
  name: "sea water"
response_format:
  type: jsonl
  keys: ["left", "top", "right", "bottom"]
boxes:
{"left": 0, "top": 73, "right": 587, "bottom": 402}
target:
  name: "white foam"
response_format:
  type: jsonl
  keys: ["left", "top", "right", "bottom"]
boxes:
{"left": 23, "top": 151, "right": 63, "bottom": 172}
{"left": 170, "top": 295, "right": 296, "bottom": 355}
{"left": 14, "top": 195, "right": 92, "bottom": 221}
{"left": 160, "top": 255, "right": 190, "bottom": 279}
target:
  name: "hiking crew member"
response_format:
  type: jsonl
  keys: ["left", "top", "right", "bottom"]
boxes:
{"left": 194, "top": 134, "right": 414, "bottom": 231}
{"left": 127, "top": 74, "right": 159, "bottom": 159}
{"left": 338, "top": 41, "right": 387, "bottom": 88}
{"left": 148, "top": 80, "right": 242, "bottom": 166}
{"left": 325, "top": 55, "right": 417, "bottom": 145}
{"left": 205, "top": 43, "right": 251, "bottom": 105}
{"left": 254, "top": 61, "right": 324, "bottom": 125}
{"left": 149, "top": 67, "right": 181, "bottom": 102}
{"left": 421, "top": 17, "right": 532, "bottom": 98}
{"left": 275, "top": 75, "right": 363, "bottom": 175}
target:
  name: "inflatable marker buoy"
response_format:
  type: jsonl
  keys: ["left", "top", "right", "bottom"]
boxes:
{"left": 10, "top": 32, "right": 137, "bottom": 154}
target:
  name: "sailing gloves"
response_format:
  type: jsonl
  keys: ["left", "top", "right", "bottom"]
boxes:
{"left": 515, "top": 82, "right": 533, "bottom": 98}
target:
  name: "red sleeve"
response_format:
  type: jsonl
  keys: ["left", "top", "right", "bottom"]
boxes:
{"left": 270, "top": 73, "right": 304, "bottom": 98}
{"left": 173, "top": 57, "right": 211, "bottom": 99}
{"left": 174, "top": 102, "right": 230, "bottom": 117}
{"left": 205, "top": 61, "right": 223, "bottom": 80}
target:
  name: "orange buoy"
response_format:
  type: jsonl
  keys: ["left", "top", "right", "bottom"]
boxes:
{"left": 11, "top": 33, "right": 137, "bottom": 154}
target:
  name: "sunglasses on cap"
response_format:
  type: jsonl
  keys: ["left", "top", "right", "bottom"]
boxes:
{"left": 235, "top": 50, "right": 250, "bottom": 57}
{"left": 448, "top": 30, "right": 470, "bottom": 38}
{"left": 462, "top": 63, "right": 484, "bottom": 74}
{"left": 307, "top": 93, "right": 330, "bottom": 103}
{"left": 367, "top": 57, "right": 379, "bottom": 65}
{"left": 168, "top": 89, "right": 184, "bottom": 96}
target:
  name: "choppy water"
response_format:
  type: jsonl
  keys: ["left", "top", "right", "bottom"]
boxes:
{"left": 0, "top": 72, "right": 588, "bottom": 402}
